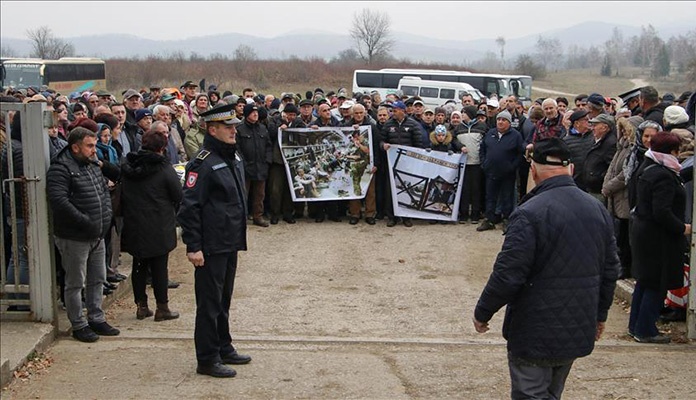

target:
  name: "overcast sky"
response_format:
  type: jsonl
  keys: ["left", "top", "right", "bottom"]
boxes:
{"left": 1, "top": 1, "right": 694, "bottom": 41}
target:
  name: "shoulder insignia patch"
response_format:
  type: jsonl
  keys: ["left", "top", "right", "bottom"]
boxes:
{"left": 212, "top": 162, "right": 228, "bottom": 171}
{"left": 196, "top": 150, "right": 210, "bottom": 161}
{"left": 186, "top": 172, "right": 198, "bottom": 188}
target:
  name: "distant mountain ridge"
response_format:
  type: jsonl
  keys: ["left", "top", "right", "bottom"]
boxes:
{"left": 1, "top": 20, "right": 693, "bottom": 64}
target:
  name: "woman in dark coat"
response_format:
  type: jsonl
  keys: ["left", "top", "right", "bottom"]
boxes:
{"left": 121, "top": 130, "right": 183, "bottom": 321}
{"left": 628, "top": 131, "right": 691, "bottom": 343}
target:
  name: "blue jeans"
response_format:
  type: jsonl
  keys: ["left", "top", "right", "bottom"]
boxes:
{"left": 485, "top": 175, "right": 516, "bottom": 223}
{"left": 6, "top": 218, "right": 30, "bottom": 309}
{"left": 54, "top": 236, "right": 107, "bottom": 330}
{"left": 628, "top": 281, "right": 666, "bottom": 338}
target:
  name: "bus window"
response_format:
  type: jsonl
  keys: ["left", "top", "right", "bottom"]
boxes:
{"left": 485, "top": 80, "right": 498, "bottom": 98}
{"left": 401, "top": 85, "right": 419, "bottom": 97}
{"left": 420, "top": 87, "right": 438, "bottom": 98}
{"left": 440, "top": 88, "right": 455, "bottom": 99}
{"left": 356, "top": 72, "right": 382, "bottom": 88}
{"left": 383, "top": 74, "right": 402, "bottom": 89}
{"left": 2, "top": 63, "right": 42, "bottom": 88}
{"left": 433, "top": 75, "right": 458, "bottom": 83}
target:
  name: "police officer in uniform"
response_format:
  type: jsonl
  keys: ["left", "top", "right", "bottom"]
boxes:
{"left": 177, "top": 103, "right": 252, "bottom": 378}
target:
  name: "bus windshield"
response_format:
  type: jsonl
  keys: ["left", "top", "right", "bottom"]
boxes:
{"left": 2, "top": 63, "right": 42, "bottom": 89}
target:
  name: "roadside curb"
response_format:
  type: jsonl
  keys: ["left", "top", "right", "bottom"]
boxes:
{"left": 0, "top": 324, "right": 55, "bottom": 389}
{"left": 614, "top": 278, "right": 635, "bottom": 304}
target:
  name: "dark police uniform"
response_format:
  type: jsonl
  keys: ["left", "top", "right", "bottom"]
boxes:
{"left": 177, "top": 105, "right": 249, "bottom": 373}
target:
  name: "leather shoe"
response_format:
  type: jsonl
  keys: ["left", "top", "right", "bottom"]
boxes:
{"left": 220, "top": 352, "right": 252, "bottom": 365}
{"left": 387, "top": 219, "right": 397, "bottom": 227}
{"left": 402, "top": 218, "right": 413, "bottom": 227}
{"left": 104, "top": 282, "right": 118, "bottom": 290}
{"left": 365, "top": 217, "right": 376, "bottom": 225}
{"left": 315, "top": 216, "right": 325, "bottom": 223}
{"left": 107, "top": 275, "right": 124, "bottom": 283}
{"left": 103, "top": 287, "right": 114, "bottom": 296}
{"left": 168, "top": 280, "right": 180, "bottom": 289}
{"left": 270, "top": 217, "right": 279, "bottom": 225}
{"left": 116, "top": 273, "right": 128, "bottom": 280}
{"left": 349, "top": 217, "right": 359, "bottom": 225}
{"left": 197, "top": 362, "right": 236, "bottom": 378}
{"left": 253, "top": 218, "right": 270, "bottom": 227}
{"left": 283, "top": 217, "right": 296, "bottom": 224}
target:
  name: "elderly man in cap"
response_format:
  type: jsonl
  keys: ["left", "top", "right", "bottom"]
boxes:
{"left": 177, "top": 103, "right": 252, "bottom": 378}
{"left": 582, "top": 114, "right": 617, "bottom": 204}
{"left": 122, "top": 89, "right": 144, "bottom": 139}
{"left": 562, "top": 109, "right": 593, "bottom": 190}
{"left": 477, "top": 110, "right": 525, "bottom": 233}
{"left": 474, "top": 137, "right": 619, "bottom": 400}
{"left": 236, "top": 104, "right": 272, "bottom": 227}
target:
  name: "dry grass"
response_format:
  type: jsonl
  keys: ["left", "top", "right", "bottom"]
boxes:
{"left": 533, "top": 67, "right": 689, "bottom": 99}
{"left": 106, "top": 59, "right": 690, "bottom": 101}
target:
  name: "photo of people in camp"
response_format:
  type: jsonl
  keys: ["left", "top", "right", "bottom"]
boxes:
{"left": 280, "top": 127, "right": 374, "bottom": 202}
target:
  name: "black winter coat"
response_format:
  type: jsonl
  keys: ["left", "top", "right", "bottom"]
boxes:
{"left": 630, "top": 158, "right": 687, "bottom": 291}
{"left": 380, "top": 116, "right": 423, "bottom": 148}
{"left": 177, "top": 135, "right": 247, "bottom": 255}
{"left": 642, "top": 102, "right": 668, "bottom": 125}
{"left": 236, "top": 120, "right": 272, "bottom": 180}
{"left": 475, "top": 175, "right": 619, "bottom": 361}
{"left": 582, "top": 132, "right": 617, "bottom": 193}
{"left": 47, "top": 147, "right": 119, "bottom": 241}
{"left": 120, "top": 150, "right": 182, "bottom": 258}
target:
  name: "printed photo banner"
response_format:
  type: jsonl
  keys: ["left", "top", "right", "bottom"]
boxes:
{"left": 280, "top": 126, "right": 374, "bottom": 202}
{"left": 386, "top": 145, "right": 467, "bottom": 221}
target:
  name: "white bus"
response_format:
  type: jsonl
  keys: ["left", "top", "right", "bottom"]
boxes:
{"left": 353, "top": 68, "right": 532, "bottom": 104}
{"left": 1, "top": 57, "right": 107, "bottom": 93}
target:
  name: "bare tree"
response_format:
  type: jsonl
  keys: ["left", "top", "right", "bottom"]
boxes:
{"left": 535, "top": 35, "right": 563, "bottom": 70}
{"left": 496, "top": 36, "right": 506, "bottom": 66}
{"left": 350, "top": 8, "right": 394, "bottom": 64}
{"left": 26, "top": 26, "right": 74, "bottom": 59}
{"left": 233, "top": 44, "right": 257, "bottom": 62}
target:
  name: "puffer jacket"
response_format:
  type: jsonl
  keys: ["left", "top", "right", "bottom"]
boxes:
{"left": 47, "top": 147, "right": 116, "bottom": 241}
{"left": 602, "top": 136, "right": 632, "bottom": 219}
{"left": 475, "top": 175, "right": 619, "bottom": 361}
{"left": 380, "top": 116, "right": 423, "bottom": 148}
{"left": 236, "top": 120, "right": 272, "bottom": 180}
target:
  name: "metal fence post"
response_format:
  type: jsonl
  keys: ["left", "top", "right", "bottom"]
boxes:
{"left": 22, "top": 103, "right": 55, "bottom": 323}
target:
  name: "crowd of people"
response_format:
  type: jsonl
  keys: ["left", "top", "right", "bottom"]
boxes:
{"left": 1, "top": 80, "right": 695, "bottom": 348}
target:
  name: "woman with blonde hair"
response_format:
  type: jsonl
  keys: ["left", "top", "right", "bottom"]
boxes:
{"left": 602, "top": 117, "right": 639, "bottom": 278}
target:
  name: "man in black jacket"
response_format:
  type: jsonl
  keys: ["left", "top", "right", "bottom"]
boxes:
{"left": 380, "top": 101, "right": 423, "bottom": 227}
{"left": 582, "top": 114, "right": 617, "bottom": 204}
{"left": 47, "top": 127, "right": 122, "bottom": 343}
{"left": 236, "top": 104, "right": 272, "bottom": 227}
{"left": 473, "top": 138, "right": 619, "bottom": 400}
{"left": 177, "top": 103, "right": 252, "bottom": 378}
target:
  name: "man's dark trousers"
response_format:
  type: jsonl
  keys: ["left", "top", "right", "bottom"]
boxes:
{"left": 194, "top": 252, "right": 239, "bottom": 365}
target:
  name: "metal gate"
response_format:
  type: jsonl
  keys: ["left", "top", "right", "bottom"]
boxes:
{"left": 1, "top": 102, "right": 55, "bottom": 323}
